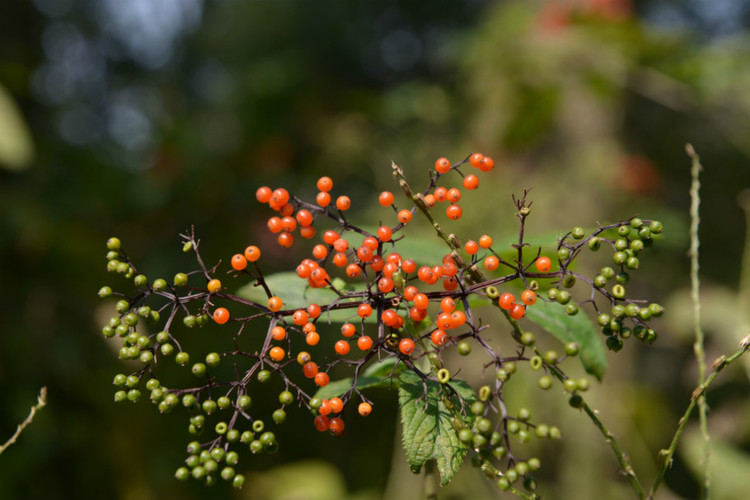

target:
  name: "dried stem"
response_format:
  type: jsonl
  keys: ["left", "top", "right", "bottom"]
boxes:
{"left": 0, "top": 387, "right": 48, "bottom": 455}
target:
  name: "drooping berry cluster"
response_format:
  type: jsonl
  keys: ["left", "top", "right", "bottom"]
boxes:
{"left": 98, "top": 152, "right": 663, "bottom": 496}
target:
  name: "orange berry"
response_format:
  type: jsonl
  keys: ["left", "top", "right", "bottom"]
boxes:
{"left": 213, "top": 307, "right": 230, "bottom": 324}
{"left": 434, "top": 157, "right": 451, "bottom": 174}
{"left": 357, "top": 335, "right": 373, "bottom": 350}
{"left": 329, "top": 417, "right": 345, "bottom": 436}
{"left": 341, "top": 323, "right": 356, "bottom": 338}
{"left": 479, "top": 156, "right": 494, "bottom": 172}
{"left": 307, "top": 303, "right": 322, "bottom": 319}
{"left": 410, "top": 306, "right": 427, "bottom": 322}
{"left": 440, "top": 297, "right": 456, "bottom": 313}
{"left": 244, "top": 245, "right": 261, "bottom": 262}
{"left": 362, "top": 236, "right": 379, "bottom": 250}
{"left": 378, "top": 277, "right": 394, "bottom": 293}
{"left": 207, "top": 279, "right": 221, "bottom": 293}
{"left": 381, "top": 309, "right": 399, "bottom": 327}
{"left": 312, "top": 244, "right": 328, "bottom": 260}
{"left": 377, "top": 226, "right": 392, "bottom": 242}
{"left": 317, "top": 176, "right": 333, "bottom": 192}
{"left": 316, "top": 191, "right": 331, "bottom": 207}
{"left": 434, "top": 186, "right": 448, "bottom": 202}
{"left": 293, "top": 309, "right": 309, "bottom": 325}
{"left": 323, "top": 230, "right": 339, "bottom": 245}
{"left": 499, "top": 293, "right": 515, "bottom": 310}
{"left": 296, "top": 209, "right": 314, "bottom": 226}
{"left": 484, "top": 255, "right": 499, "bottom": 271}
{"left": 313, "top": 415, "right": 330, "bottom": 432}
{"left": 397, "top": 209, "right": 412, "bottom": 224}
{"left": 451, "top": 310, "right": 466, "bottom": 327}
{"left": 402, "top": 258, "right": 417, "bottom": 274}
{"left": 300, "top": 226, "right": 316, "bottom": 239}
{"left": 277, "top": 232, "right": 294, "bottom": 248}
{"left": 535, "top": 256, "right": 552, "bottom": 272}
{"left": 443, "top": 276, "right": 459, "bottom": 291}
{"left": 336, "top": 195, "right": 351, "bottom": 211}
{"left": 521, "top": 289, "right": 537, "bottom": 305}
{"left": 318, "top": 399, "right": 332, "bottom": 415}
{"left": 431, "top": 329, "right": 447, "bottom": 346}
{"left": 279, "top": 203, "right": 294, "bottom": 217}
{"left": 509, "top": 303, "right": 526, "bottom": 320}
{"left": 256, "top": 186, "right": 272, "bottom": 203}
{"left": 436, "top": 312, "right": 453, "bottom": 330}
{"left": 469, "top": 153, "right": 484, "bottom": 168}
{"left": 281, "top": 216, "right": 297, "bottom": 232}
{"left": 333, "top": 252, "right": 348, "bottom": 267}
{"left": 414, "top": 293, "right": 429, "bottom": 310}
{"left": 446, "top": 204, "right": 462, "bottom": 220}
{"left": 268, "top": 346, "right": 285, "bottom": 361}
{"left": 369, "top": 255, "right": 385, "bottom": 272}
{"left": 267, "top": 216, "right": 283, "bottom": 233}
{"left": 447, "top": 188, "right": 461, "bottom": 203}
{"left": 306, "top": 331, "right": 320, "bottom": 346}
{"left": 302, "top": 322, "right": 316, "bottom": 334}
{"left": 464, "top": 240, "right": 478, "bottom": 255}
{"left": 314, "top": 372, "right": 330, "bottom": 387}
{"left": 345, "top": 263, "right": 362, "bottom": 278}
{"left": 335, "top": 340, "right": 350, "bottom": 355}
{"left": 358, "top": 402, "right": 372, "bottom": 416}
{"left": 231, "top": 254, "right": 248, "bottom": 271}
{"left": 271, "top": 326, "right": 287, "bottom": 341}
{"left": 382, "top": 262, "right": 398, "bottom": 278}
{"left": 267, "top": 296, "right": 283, "bottom": 312}
{"left": 329, "top": 397, "right": 344, "bottom": 413}
{"left": 399, "top": 338, "right": 416, "bottom": 355}
{"left": 463, "top": 174, "right": 479, "bottom": 190}
{"left": 270, "top": 188, "right": 290, "bottom": 208}
{"left": 302, "top": 362, "right": 318, "bottom": 379}
{"left": 403, "top": 286, "right": 419, "bottom": 301}
{"left": 379, "top": 191, "right": 395, "bottom": 206}
{"left": 424, "top": 194, "right": 436, "bottom": 207}
{"left": 479, "top": 234, "right": 493, "bottom": 249}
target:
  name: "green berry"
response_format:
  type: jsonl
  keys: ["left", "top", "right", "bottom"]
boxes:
{"left": 183, "top": 315, "right": 197, "bottom": 328}
{"left": 226, "top": 430, "right": 240, "bottom": 443}
{"left": 535, "top": 424, "right": 549, "bottom": 438}
{"left": 504, "top": 362, "right": 517, "bottom": 374}
{"left": 530, "top": 356, "right": 543, "bottom": 370}
{"left": 517, "top": 408, "right": 531, "bottom": 421}
{"left": 457, "top": 341, "right": 471, "bottom": 356}
{"left": 515, "top": 461, "right": 530, "bottom": 476}
{"left": 458, "top": 429, "right": 473, "bottom": 443}
{"left": 613, "top": 251, "right": 627, "bottom": 264}
{"left": 237, "top": 395, "right": 252, "bottom": 410}
{"left": 472, "top": 433, "right": 487, "bottom": 447}
{"left": 617, "top": 225, "right": 630, "bottom": 236}
{"left": 192, "top": 363, "right": 206, "bottom": 377}
{"left": 174, "top": 273, "right": 188, "bottom": 286}
{"left": 492, "top": 445, "right": 507, "bottom": 459}
{"left": 215, "top": 422, "right": 228, "bottom": 435}
{"left": 625, "top": 303, "right": 639, "bottom": 317}
{"left": 98, "top": 286, "right": 113, "bottom": 298}
{"left": 106, "top": 237, "right": 121, "bottom": 251}
{"left": 606, "top": 336, "right": 623, "bottom": 352}
{"left": 555, "top": 290, "right": 570, "bottom": 305}
{"left": 549, "top": 426, "right": 562, "bottom": 439}
{"left": 127, "top": 389, "right": 142, "bottom": 402}
{"left": 278, "top": 391, "right": 294, "bottom": 405}
{"left": 226, "top": 450, "right": 239, "bottom": 464}
{"left": 571, "top": 227, "right": 585, "bottom": 239}
{"left": 630, "top": 239, "right": 644, "bottom": 252}
{"left": 626, "top": 256, "right": 639, "bottom": 269}
{"left": 182, "top": 241, "right": 194, "bottom": 253}
{"left": 520, "top": 332, "right": 535, "bottom": 346}
{"left": 507, "top": 420, "right": 520, "bottom": 434}
{"left": 249, "top": 440, "right": 263, "bottom": 454}
{"left": 160, "top": 343, "right": 174, "bottom": 356}
{"left": 496, "top": 369, "right": 509, "bottom": 382}
{"left": 134, "top": 274, "right": 148, "bottom": 287}
{"left": 175, "top": 467, "right": 190, "bottom": 481}
{"left": 252, "top": 420, "right": 265, "bottom": 433}
{"left": 233, "top": 474, "right": 246, "bottom": 489}
{"left": 240, "top": 431, "right": 253, "bottom": 444}
{"left": 497, "top": 477, "right": 510, "bottom": 491}
{"left": 538, "top": 376, "right": 552, "bottom": 390}
{"left": 206, "top": 352, "right": 221, "bottom": 367}
{"left": 152, "top": 278, "right": 167, "bottom": 291}
{"left": 649, "top": 220, "right": 663, "bottom": 233}
{"left": 543, "top": 350, "right": 558, "bottom": 364}
{"left": 615, "top": 238, "right": 628, "bottom": 251}
{"left": 113, "top": 390, "right": 127, "bottom": 402}
{"left": 257, "top": 370, "right": 271, "bottom": 383}
{"left": 588, "top": 237, "right": 601, "bottom": 251}
{"left": 471, "top": 401, "right": 485, "bottom": 415}
{"left": 638, "top": 227, "right": 651, "bottom": 239}
{"left": 569, "top": 394, "right": 584, "bottom": 408}
{"left": 547, "top": 288, "right": 559, "bottom": 301}
{"left": 649, "top": 303, "right": 664, "bottom": 317}
{"left": 562, "top": 274, "right": 576, "bottom": 288}
{"left": 557, "top": 247, "right": 571, "bottom": 261}
{"left": 565, "top": 303, "right": 579, "bottom": 315}
{"left": 221, "top": 466, "right": 235, "bottom": 481}
{"left": 565, "top": 342, "right": 579, "bottom": 356}
{"left": 601, "top": 266, "right": 615, "bottom": 279}
{"left": 597, "top": 313, "right": 611, "bottom": 326}
{"left": 202, "top": 399, "right": 217, "bottom": 414}
{"left": 563, "top": 379, "right": 578, "bottom": 393}
{"left": 475, "top": 418, "right": 492, "bottom": 435}
{"left": 175, "top": 351, "right": 190, "bottom": 366}
{"left": 259, "top": 431, "right": 276, "bottom": 446}
{"left": 272, "top": 409, "right": 287, "bottom": 424}
{"left": 182, "top": 394, "right": 196, "bottom": 407}
{"left": 217, "top": 396, "right": 231, "bottom": 409}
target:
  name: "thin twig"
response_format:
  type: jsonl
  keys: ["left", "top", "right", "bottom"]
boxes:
{"left": 648, "top": 336, "right": 750, "bottom": 499}
{"left": 0, "top": 387, "right": 48, "bottom": 455}
{"left": 686, "top": 143, "right": 710, "bottom": 500}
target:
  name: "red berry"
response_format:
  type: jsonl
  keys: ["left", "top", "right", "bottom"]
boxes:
{"left": 357, "top": 335, "right": 373, "bottom": 350}
{"left": 334, "top": 340, "right": 350, "bottom": 355}
{"left": 535, "top": 256, "right": 552, "bottom": 272}
{"left": 434, "top": 157, "right": 451, "bottom": 174}
{"left": 399, "top": 338, "right": 416, "bottom": 355}
{"left": 213, "top": 307, "right": 230, "bottom": 324}
{"left": 378, "top": 191, "right": 395, "bottom": 206}
{"left": 317, "top": 176, "right": 333, "bottom": 192}
{"left": 521, "top": 289, "right": 537, "bottom": 305}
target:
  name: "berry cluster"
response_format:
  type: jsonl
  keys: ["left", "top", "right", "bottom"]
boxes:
{"left": 98, "top": 153, "right": 663, "bottom": 496}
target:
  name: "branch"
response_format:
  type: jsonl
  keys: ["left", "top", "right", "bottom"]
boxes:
{"left": 0, "top": 387, "right": 48, "bottom": 455}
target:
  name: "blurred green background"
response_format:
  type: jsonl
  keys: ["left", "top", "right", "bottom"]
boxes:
{"left": 1, "top": 0, "right": 750, "bottom": 498}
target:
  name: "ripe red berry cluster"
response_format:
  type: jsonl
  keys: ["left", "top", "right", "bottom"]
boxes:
{"left": 98, "top": 153, "right": 664, "bottom": 494}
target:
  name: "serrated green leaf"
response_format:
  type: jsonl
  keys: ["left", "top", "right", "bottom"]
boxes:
{"left": 524, "top": 301, "right": 607, "bottom": 380}
{"left": 398, "top": 370, "right": 476, "bottom": 486}
{"left": 235, "top": 272, "right": 363, "bottom": 323}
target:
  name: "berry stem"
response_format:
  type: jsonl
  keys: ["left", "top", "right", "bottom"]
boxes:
{"left": 0, "top": 386, "right": 47, "bottom": 455}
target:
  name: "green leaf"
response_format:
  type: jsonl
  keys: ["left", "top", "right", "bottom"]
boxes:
{"left": 524, "top": 301, "right": 607, "bottom": 380}
{"left": 398, "top": 370, "right": 476, "bottom": 486}
{"left": 235, "top": 272, "right": 363, "bottom": 323}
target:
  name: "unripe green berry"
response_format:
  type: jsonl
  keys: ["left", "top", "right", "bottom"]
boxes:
{"left": 606, "top": 336, "right": 623, "bottom": 352}
{"left": 205, "top": 352, "right": 221, "bottom": 367}
{"left": 202, "top": 399, "right": 217, "bottom": 414}
{"left": 565, "top": 303, "right": 579, "bottom": 315}
{"left": 98, "top": 286, "right": 113, "bottom": 298}
{"left": 471, "top": 401, "right": 485, "bottom": 415}
{"left": 106, "top": 237, "right": 121, "bottom": 251}
{"left": 217, "top": 396, "right": 231, "bottom": 410}
{"left": 160, "top": 343, "right": 174, "bottom": 356}
{"left": 182, "top": 394, "right": 196, "bottom": 407}
{"left": 240, "top": 431, "right": 253, "bottom": 444}
{"left": 472, "top": 433, "right": 488, "bottom": 447}
{"left": 517, "top": 408, "right": 531, "bottom": 421}
{"left": 549, "top": 426, "right": 562, "bottom": 439}
{"left": 278, "top": 391, "right": 294, "bottom": 405}
{"left": 562, "top": 274, "right": 576, "bottom": 288}
{"left": 113, "top": 390, "right": 127, "bottom": 402}
{"left": 237, "top": 395, "right": 252, "bottom": 410}
{"left": 649, "top": 303, "right": 664, "bottom": 316}
{"left": 546, "top": 288, "right": 559, "bottom": 300}
{"left": 215, "top": 422, "right": 228, "bottom": 435}
{"left": 601, "top": 266, "right": 615, "bottom": 279}
{"left": 630, "top": 239, "right": 644, "bottom": 252}
{"left": 252, "top": 420, "right": 265, "bottom": 433}
{"left": 515, "top": 461, "right": 530, "bottom": 476}
{"left": 249, "top": 440, "right": 263, "bottom": 454}
{"left": 617, "top": 225, "right": 630, "bottom": 236}
{"left": 174, "top": 273, "right": 188, "bottom": 286}
{"left": 233, "top": 474, "right": 246, "bottom": 489}
{"left": 497, "top": 477, "right": 510, "bottom": 491}
{"left": 625, "top": 303, "right": 639, "bottom": 317}
{"left": 612, "top": 284, "right": 626, "bottom": 299}
{"left": 571, "top": 227, "right": 585, "bottom": 239}
{"left": 535, "top": 424, "right": 549, "bottom": 438}
{"left": 182, "top": 241, "right": 193, "bottom": 253}
{"left": 496, "top": 369, "right": 509, "bottom": 382}
{"left": 259, "top": 431, "right": 276, "bottom": 446}
{"left": 226, "top": 430, "right": 240, "bottom": 443}
{"left": 505, "top": 362, "right": 517, "bottom": 374}
{"left": 565, "top": 342, "right": 580, "bottom": 356}
{"left": 557, "top": 247, "right": 571, "bottom": 261}
{"left": 506, "top": 468, "right": 519, "bottom": 483}
{"left": 476, "top": 418, "right": 492, "bottom": 435}
{"left": 530, "top": 356, "right": 543, "bottom": 370}
{"left": 175, "top": 466, "right": 190, "bottom": 481}
{"left": 192, "top": 363, "right": 206, "bottom": 377}
{"left": 638, "top": 227, "right": 651, "bottom": 239}
{"left": 569, "top": 394, "right": 584, "bottom": 408}
{"left": 458, "top": 429, "right": 473, "bottom": 443}
{"left": 127, "top": 389, "right": 142, "bottom": 402}
{"left": 507, "top": 420, "right": 520, "bottom": 434}
{"left": 175, "top": 351, "right": 190, "bottom": 366}
{"left": 615, "top": 238, "right": 628, "bottom": 251}
{"left": 543, "top": 350, "right": 558, "bottom": 364}
{"left": 257, "top": 370, "right": 271, "bottom": 383}
{"left": 597, "top": 313, "right": 611, "bottom": 326}
{"left": 226, "top": 450, "right": 239, "bottom": 464}
{"left": 613, "top": 251, "right": 627, "bottom": 264}
{"left": 115, "top": 299, "right": 130, "bottom": 314}
{"left": 555, "top": 290, "right": 570, "bottom": 305}
{"left": 152, "top": 278, "right": 167, "bottom": 291}
{"left": 183, "top": 315, "right": 197, "bottom": 328}
{"left": 563, "top": 379, "right": 578, "bottom": 393}
{"left": 520, "top": 332, "right": 535, "bottom": 346}
{"left": 538, "top": 376, "right": 552, "bottom": 390}
{"left": 221, "top": 466, "right": 235, "bottom": 481}
{"left": 626, "top": 256, "right": 639, "bottom": 269}
{"left": 134, "top": 274, "right": 148, "bottom": 287}
{"left": 457, "top": 341, "right": 471, "bottom": 356}
{"left": 649, "top": 220, "right": 663, "bottom": 233}
{"left": 588, "top": 237, "right": 601, "bottom": 251}
{"left": 272, "top": 409, "right": 287, "bottom": 424}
